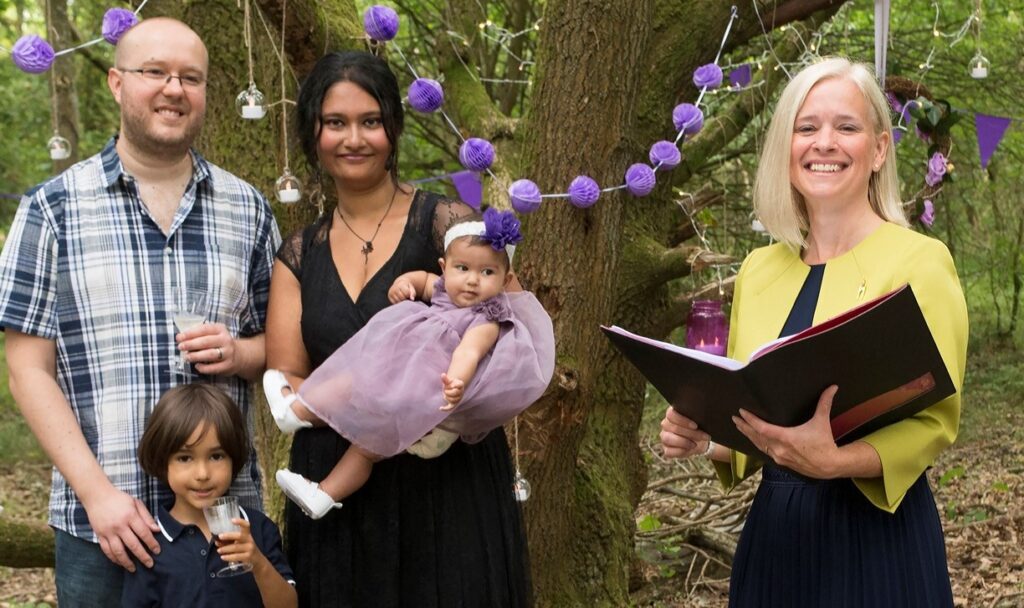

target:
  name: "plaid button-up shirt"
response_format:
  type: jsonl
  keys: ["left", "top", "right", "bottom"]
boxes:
{"left": 0, "top": 138, "right": 280, "bottom": 540}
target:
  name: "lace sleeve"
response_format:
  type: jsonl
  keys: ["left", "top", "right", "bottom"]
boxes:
{"left": 431, "top": 197, "right": 477, "bottom": 254}
{"left": 276, "top": 229, "right": 305, "bottom": 279}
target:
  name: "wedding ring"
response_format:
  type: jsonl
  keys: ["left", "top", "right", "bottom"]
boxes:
{"left": 216, "top": 347, "right": 224, "bottom": 361}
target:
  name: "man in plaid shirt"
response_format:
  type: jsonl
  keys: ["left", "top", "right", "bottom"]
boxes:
{"left": 0, "top": 18, "right": 280, "bottom": 606}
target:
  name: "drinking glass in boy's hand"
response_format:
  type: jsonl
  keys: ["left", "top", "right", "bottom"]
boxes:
{"left": 203, "top": 496, "right": 253, "bottom": 577}
{"left": 215, "top": 518, "right": 265, "bottom": 574}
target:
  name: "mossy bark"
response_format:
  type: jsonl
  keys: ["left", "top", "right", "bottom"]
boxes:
{"left": 0, "top": 518, "right": 54, "bottom": 568}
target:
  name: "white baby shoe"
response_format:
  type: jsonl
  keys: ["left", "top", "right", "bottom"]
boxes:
{"left": 263, "top": 369, "right": 312, "bottom": 434}
{"left": 275, "top": 469, "right": 342, "bottom": 520}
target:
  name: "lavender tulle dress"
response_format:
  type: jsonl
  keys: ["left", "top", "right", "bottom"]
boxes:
{"left": 296, "top": 278, "right": 555, "bottom": 458}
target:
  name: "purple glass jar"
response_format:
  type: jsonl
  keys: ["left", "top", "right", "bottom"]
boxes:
{"left": 685, "top": 300, "right": 728, "bottom": 355}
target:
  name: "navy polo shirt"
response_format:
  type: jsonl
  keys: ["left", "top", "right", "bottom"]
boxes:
{"left": 121, "top": 504, "right": 295, "bottom": 607}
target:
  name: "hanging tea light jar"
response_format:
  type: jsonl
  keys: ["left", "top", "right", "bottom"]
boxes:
{"left": 512, "top": 470, "right": 532, "bottom": 502}
{"left": 685, "top": 299, "right": 729, "bottom": 355}
{"left": 47, "top": 132, "right": 71, "bottom": 160}
{"left": 275, "top": 168, "right": 302, "bottom": 203}
{"left": 969, "top": 50, "right": 989, "bottom": 79}
{"left": 235, "top": 83, "right": 267, "bottom": 119}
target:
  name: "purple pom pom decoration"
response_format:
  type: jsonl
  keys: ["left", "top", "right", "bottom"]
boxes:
{"left": 568, "top": 176, "right": 600, "bottom": 208}
{"left": 459, "top": 138, "right": 495, "bottom": 172}
{"left": 625, "top": 163, "right": 656, "bottom": 197}
{"left": 11, "top": 35, "right": 55, "bottom": 74}
{"left": 364, "top": 5, "right": 400, "bottom": 41}
{"left": 408, "top": 78, "right": 444, "bottom": 113}
{"left": 102, "top": 8, "right": 138, "bottom": 45}
{"left": 649, "top": 141, "right": 681, "bottom": 170}
{"left": 672, "top": 103, "right": 704, "bottom": 135}
{"left": 692, "top": 63, "right": 724, "bottom": 89}
{"left": 508, "top": 179, "right": 542, "bottom": 214}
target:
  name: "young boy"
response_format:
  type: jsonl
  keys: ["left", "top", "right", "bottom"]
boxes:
{"left": 122, "top": 384, "right": 297, "bottom": 607}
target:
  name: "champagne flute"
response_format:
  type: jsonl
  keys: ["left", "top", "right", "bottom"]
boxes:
{"left": 171, "top": 288, "right": 208, "bottom": 377}
{"left": 202, "top": 496, "right": 254, "bottom": 577}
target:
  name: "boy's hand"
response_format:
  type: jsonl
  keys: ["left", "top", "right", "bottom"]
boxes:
{"left": 216, "top": 518, "right": 259, "bottom": 566}
{"left": 440, "top": 373, "right": 464, "bottom": 411}
{"left": 388, "top": 275, "right": 417, "bottom": 304}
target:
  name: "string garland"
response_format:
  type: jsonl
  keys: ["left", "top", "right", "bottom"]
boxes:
{"left": 7, "top": 3, "right": 147, "bottom": 74}
{"left": 361, "top": 3, "right": 740, "bottom": 216}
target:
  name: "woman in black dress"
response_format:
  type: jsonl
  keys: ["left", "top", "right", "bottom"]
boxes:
{"left": 265, "top": 51, "right": 531, "bottom": 607}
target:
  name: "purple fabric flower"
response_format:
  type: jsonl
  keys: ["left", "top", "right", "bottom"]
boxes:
{"left": 11, "top": 35, "right": 55, "bottom": 74}
{"left": 920, "top": 199, "right": 935, "bottom": 227}
{"left": 102, "top": 8, "right": 138, "bottom": 45}
{"left": 672, "top": 103, "right": 704, "bottom": 135}
{"left": 472, "top": 296, "right": 511, "bottom": 323}
{"left": 925, "top": 152, "right": 947, "bottom": 187}
{"left": 364, "top": 5, "right": 400, "bottom": 41}
{"left": 692, "top": 63, "right": 724, "bottom": 89}
{"left": 482, "top": 207, "right": 523, "bottom": 251}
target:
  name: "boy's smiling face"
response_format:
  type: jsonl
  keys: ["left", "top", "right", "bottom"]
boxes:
{"left": 166, "top": 423, "right": 234, "bottom": 526}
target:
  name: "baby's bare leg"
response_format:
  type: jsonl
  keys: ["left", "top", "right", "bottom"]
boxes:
{"left": 317, "top": 446, "right": 377, "bottom": 501}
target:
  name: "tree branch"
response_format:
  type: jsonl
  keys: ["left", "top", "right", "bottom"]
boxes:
{"left": 727, "top": 0, "right": 850, "bottom": 54}
{"left": 670, "top": 22, "right": 814, "bottom": 191}
{"left": 0, "top": 517, "right": 54, "bottom": 568}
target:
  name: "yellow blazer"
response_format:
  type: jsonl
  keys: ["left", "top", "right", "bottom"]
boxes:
{"left": 713, "top": 222, "right": 968, "bottom": 513}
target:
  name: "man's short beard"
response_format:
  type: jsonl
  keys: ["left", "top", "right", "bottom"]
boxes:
{"left": 121, "top": 109, "right": 204, "bottom": 160}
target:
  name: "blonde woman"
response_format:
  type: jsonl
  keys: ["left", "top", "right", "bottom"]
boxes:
{"left": 660, "top": 58, "right": 967, "bottom": 607}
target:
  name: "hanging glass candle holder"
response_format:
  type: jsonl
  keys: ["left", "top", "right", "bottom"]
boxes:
{"left": 275, "top": 169, "right": 302, "bottom": 204}
{"left": 47, "top": 132, "right": 71, "bottom": 160}
{"left": 685, "top": 299, "right": 729, "bottom": 355}
{"left": 969, "top": 50, "right": 990, "bottom": 79}
{"left": 235, "top": 83, "right": 267, "bottom": 119}
{"left": 512, "top": 469, "right": 531, "bottom": 502}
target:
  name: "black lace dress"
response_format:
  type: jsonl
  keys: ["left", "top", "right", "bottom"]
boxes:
{"left": 276, "top": 190, "right": 531, "bottom": 608}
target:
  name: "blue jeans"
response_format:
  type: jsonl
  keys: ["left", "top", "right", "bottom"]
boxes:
{"left": 54, "top": 529, "right": 125, "bottom": 607}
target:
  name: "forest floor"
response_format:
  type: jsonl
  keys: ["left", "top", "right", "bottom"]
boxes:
{"left": 1, "top": 343, "right": 1022, "bottom": 607}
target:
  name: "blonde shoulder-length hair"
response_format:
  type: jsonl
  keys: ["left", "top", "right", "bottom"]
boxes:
{"left": 753, "top": 57, "right": 908, "bottom": 250}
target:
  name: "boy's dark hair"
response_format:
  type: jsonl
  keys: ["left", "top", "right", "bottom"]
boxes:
{"left": 138, "top": 384, "right": 249, "bottom": 482}
{"left": 444, "top": 213, "right": 512, "bottom": 270}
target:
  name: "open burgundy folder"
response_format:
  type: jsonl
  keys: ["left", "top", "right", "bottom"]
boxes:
{"left": 602, "top": 284, "right": 956, "bottom": 460}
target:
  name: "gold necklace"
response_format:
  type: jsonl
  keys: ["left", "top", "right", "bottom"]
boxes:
{"left": 335, "top": 187, "right": 398, "bottom": 264}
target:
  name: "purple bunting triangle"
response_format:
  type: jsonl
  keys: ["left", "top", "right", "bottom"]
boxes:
{"left": 449, "top": 170, "right": 482, "bottom": 209}
{"left": 729, "top": 64, "right": 751, "bottom": 89}
{"left": 975, "top": 113, "right": 1012, "bottom": 169}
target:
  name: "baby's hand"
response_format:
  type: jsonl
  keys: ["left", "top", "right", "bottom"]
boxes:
{"left": 215, "top": 518, "right": 259, "bottom": 566}
{"left": 388, "top": 275, "right": 417, "bottom": 304}
{"left": 440, "top": 373, "right": 465, "bottom": 411}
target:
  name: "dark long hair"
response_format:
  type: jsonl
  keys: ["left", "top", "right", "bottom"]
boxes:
{"left": 296, "top": 51, "right": 404, "bottom": 184}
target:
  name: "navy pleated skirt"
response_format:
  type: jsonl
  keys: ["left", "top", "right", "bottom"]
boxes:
{"left": 729, "top": 465, "right": 953, "bottom": 607}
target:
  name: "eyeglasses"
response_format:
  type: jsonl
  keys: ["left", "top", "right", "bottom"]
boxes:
{"left": 116, "top": 67, "right": 206, "bottom": 89}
